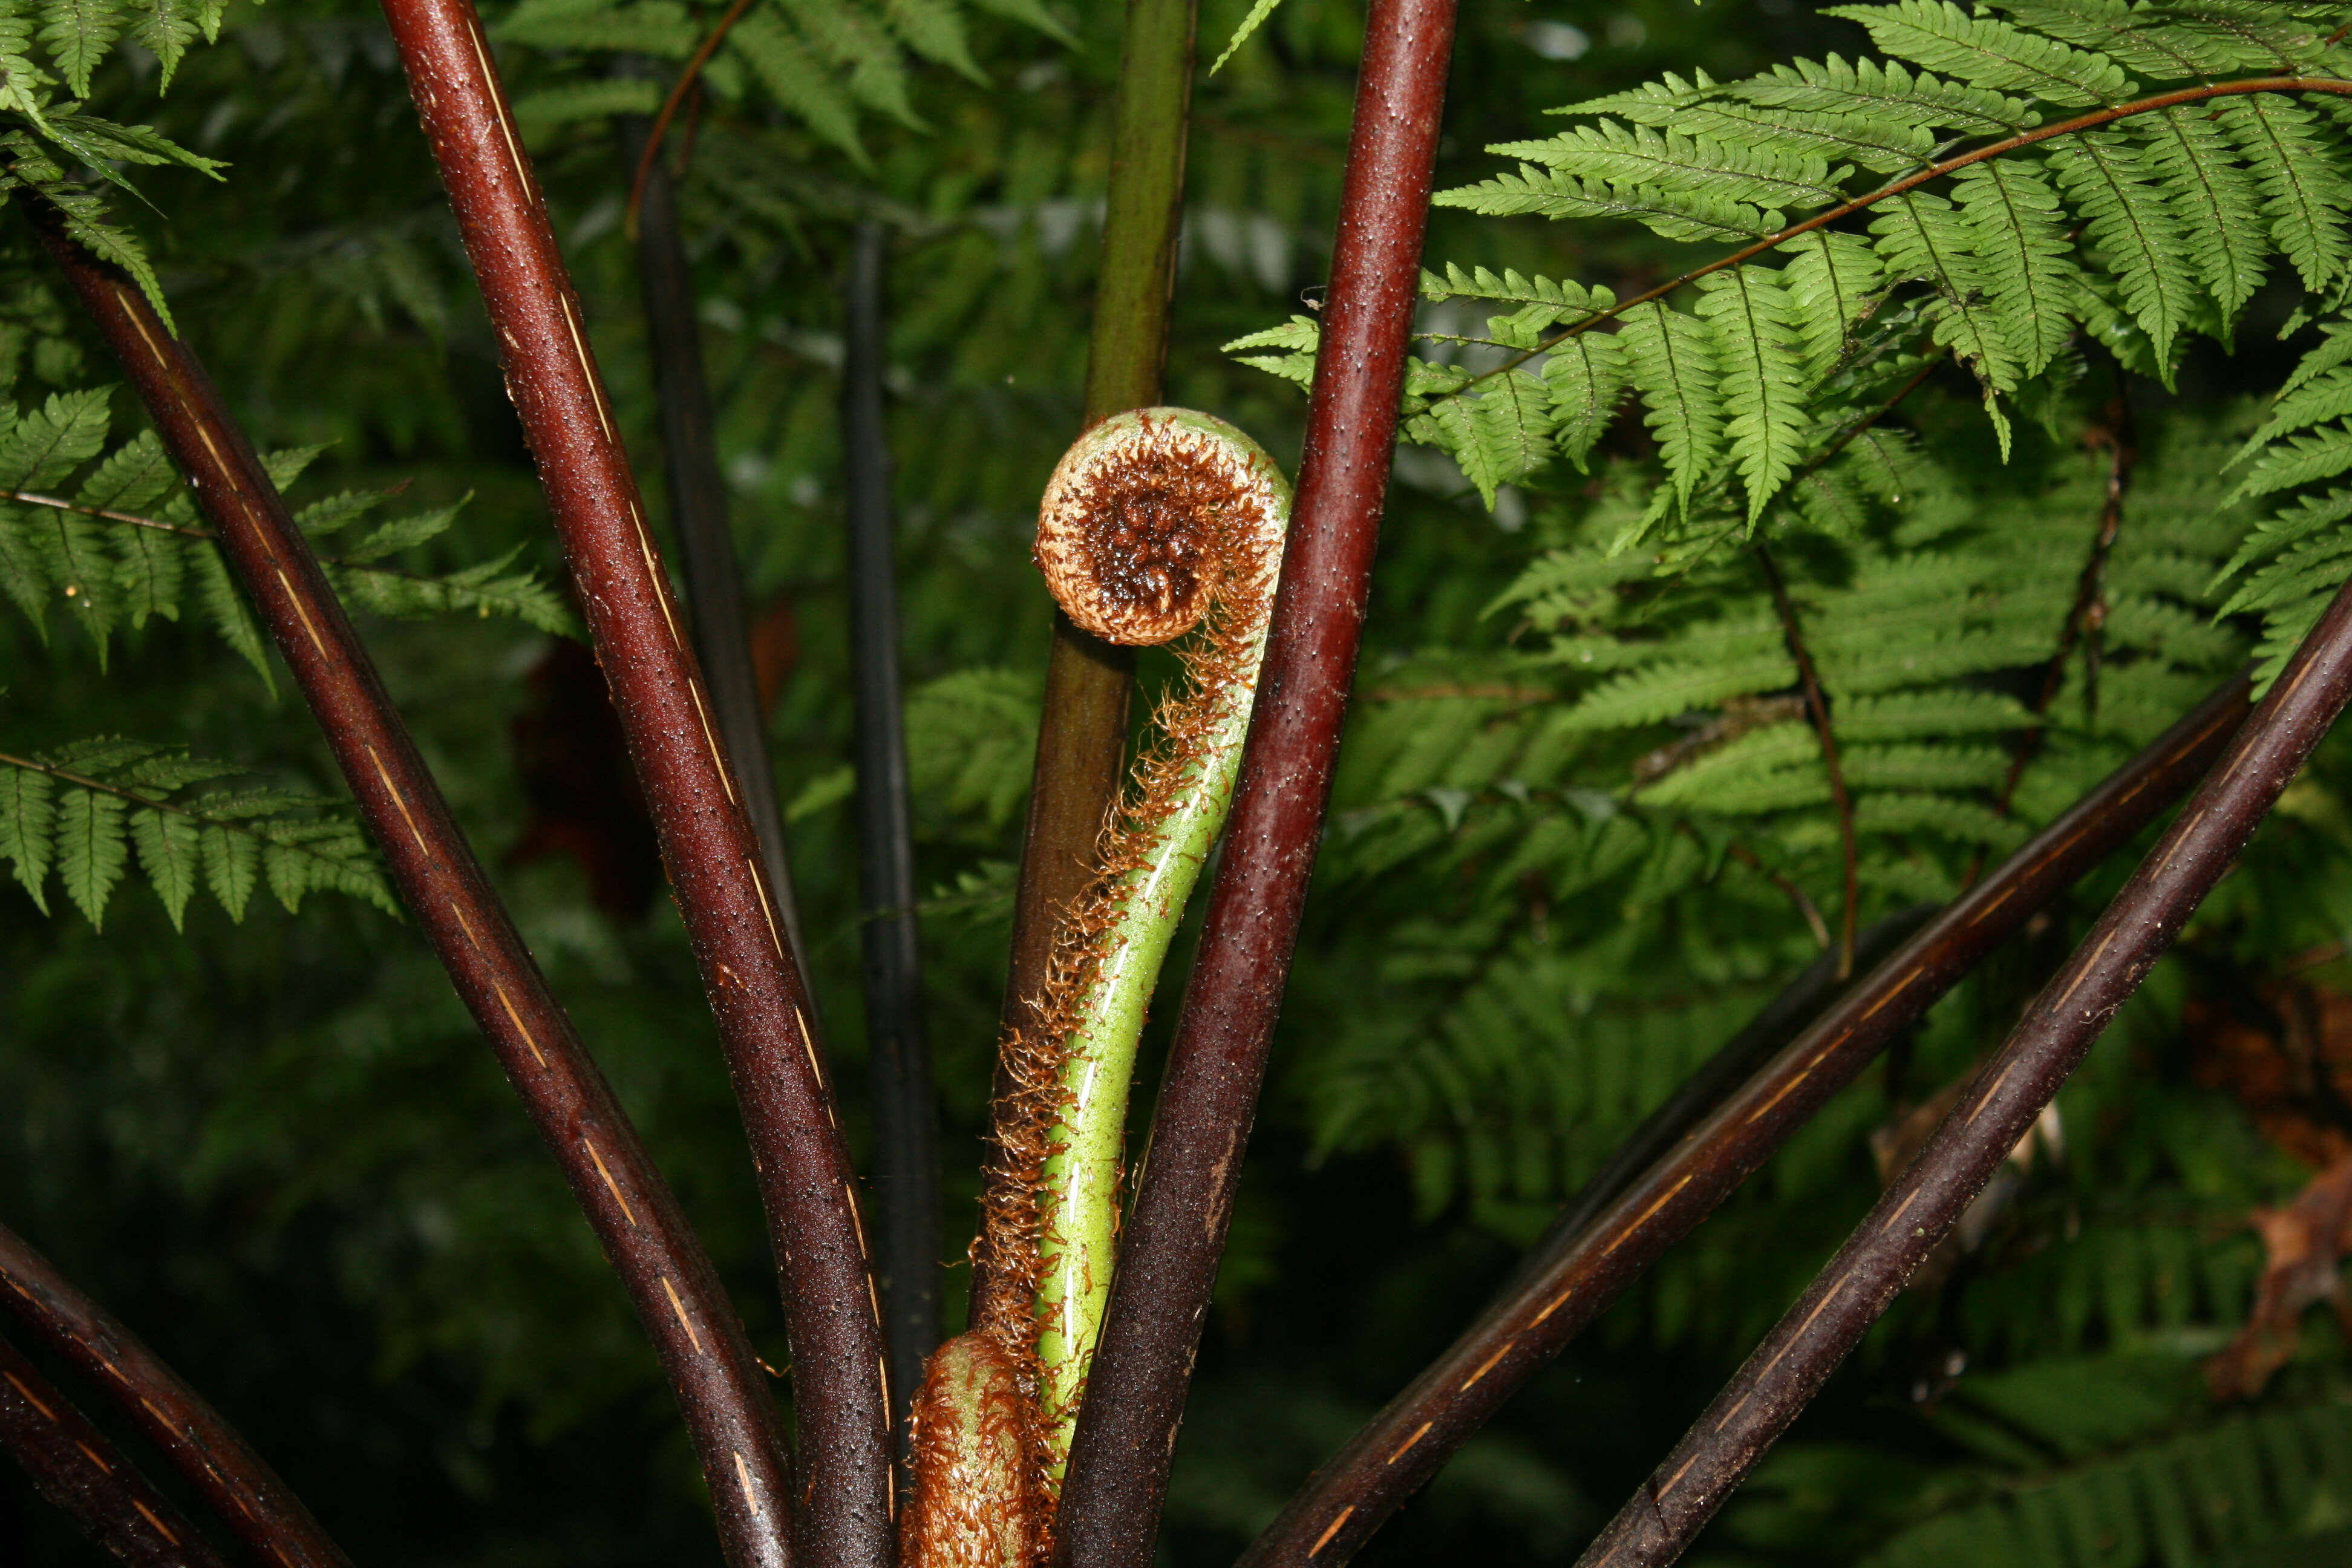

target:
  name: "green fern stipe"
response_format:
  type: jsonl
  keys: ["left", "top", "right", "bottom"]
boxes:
{"left": 0, "top": 738, "right": 396, "bottom": 929}
{"left": 1013, "top": 408, "right": 1291, "bottom": 1478}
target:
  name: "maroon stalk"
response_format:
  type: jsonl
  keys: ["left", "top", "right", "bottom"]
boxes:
{"left": 0, "top": 1222, "right": 350, "bottom": 1568}
{"left": 1236, "top": 671, "right": 2252, "bottom": 1567}
{"left": 1578, "top": 586, "right": 2352, "bottom": 1567}
{"left": 0, "top": 1334, "right": 226, "bottom": 1568}
{"left": 30, "top": 218, "right": 797, "bottom": 1568}
{"left": 1046, "top": 2, "right": 1459, "bottom": 1562}
{"left": 373, "top": 4, "right": 892, "bottom": 1560}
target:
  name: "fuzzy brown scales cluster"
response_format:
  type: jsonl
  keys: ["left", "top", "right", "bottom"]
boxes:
{"left": 958, "top": 416, "right": 1281, "bottom": 1552}
{"left": 1033, "top": 417, "right": 1267, "bottom": 647}
{"left": 902, "top": 1336, "right": 1040, "bottom": 1568}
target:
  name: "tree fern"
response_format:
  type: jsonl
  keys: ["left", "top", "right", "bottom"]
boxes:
{"left": 0, "top": 737, "right": 396, "bottom": 929}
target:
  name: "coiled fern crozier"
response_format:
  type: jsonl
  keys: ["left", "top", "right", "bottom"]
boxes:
{"left": 900, "top": 409, "right": 1290, "bottom": 1566}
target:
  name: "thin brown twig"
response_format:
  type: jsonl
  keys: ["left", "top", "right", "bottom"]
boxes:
{"left": 625, "top": 0, "right": 754, "bottom": 240}
{"left": 1725, "top": 838, "right": 1833, "bottom": 951}
{"left": 1754, "top": 544, "right": 1858, "bottom": 977}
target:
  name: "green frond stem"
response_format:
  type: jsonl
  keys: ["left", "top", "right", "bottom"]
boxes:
{"left": 979, "top": 0, "right": 1200, "bottom": 1336}
{"left": 1454, "top": 74, "right": 2352, "bottom": 401}
{"left": 1011, "top": 410, "right": 1292, "bottom": 1480}
{"left": 1753, "top": 544, "right": 1858, "bottom": 976}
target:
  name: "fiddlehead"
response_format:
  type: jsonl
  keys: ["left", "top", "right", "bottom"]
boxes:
{"left": 904, "top": 408, "right": 1290, "bottom": 1564}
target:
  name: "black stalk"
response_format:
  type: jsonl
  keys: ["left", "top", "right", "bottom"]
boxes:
{"left": 841, "top": 218, "right": 942, "bottom": 1431}
{"left": 625, "top": 116, "right": 812, "bottom": 971}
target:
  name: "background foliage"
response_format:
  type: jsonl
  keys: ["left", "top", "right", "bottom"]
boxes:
{"left": 10, "top": 0, "right": 2352, "bottom": 1564}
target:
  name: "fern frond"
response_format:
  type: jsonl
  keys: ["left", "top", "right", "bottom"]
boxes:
{"left": 1734, "top": 53, "right": 2042, "bottom": 134}
{"left": 777, "top": 0, "right": 920, "bottom": 128}
{"left": 1542, "top": 331, "right": 1632, "bottom": 472}
{"left": 493, "top": 0, "right": 700, "bottom": 56}
{"left": 1490, "top": 120, "right": 1852, "bottom": 212}
{"left": 1431, "top": 168, "right": 1781, "bottom": 243}
{"left": 2229, "top": 368, "right": 2352, "bottom": 465}
{"left": 2157, "top": 0, "right": 2339, "bottom": 71}
{"left": 2136, "top": 103, "right": 2269, "bottom": 325}
{"left": 1869, "top": 190, "right": 2022, "bottom": 395}
{"left": 1621, "top": 302, "right": 1729, "bottom": 514}
{"left": 1993, "top": 0, "right": 2275, "bottom": 79}
{"left": 1594, "top": 96, "right": 1938, "bottom": 177}
{"left": 1421, "top": 263, "right": 1618, "bottom": 325}
{"left": 38, "top": 0, "right": 121, "bottom": 100}
{"left": 511, "top": 79, "right": 662, "bottom": 133}
{"left": 2229, "top": 423, "right": 2352, "bottom": 500}
{"left": 1223, "top": 315, "right": 1320, "bottom": 390}
{"left": 1427, "top": 371, "right": 1554, "bottom": 508}
{"left": 0, "top": 740, "right": 396, "bottom": 929}
{"left": 1783, "top": 232, "right": 1890, "bottom": 382}
{"left": 1823, "top": 0, "right": 2135, "bottom": 108}
{"left": 1866, "top": 1398, "right": 2352, "bottom": 1568}
{"left": 728, "top": 9, "right": 866, "bottom": 161}
{"left": 2216, "top": 93, "right": 2352, "bottom": 295}
{"left": 132, "top": 0, "right": 201, "bottom": 87}
{"left": 1555, "top": 71, "right": 1725, "bottom": 119}
{"left": 1694, "top": 267, "right": 1811, "bottom": 521}
{"left": 1948, "top": 157, "right": 2085, "bottom": 380}
{"left": 2045, "top": 129, "right": 2196, "bottom": 367}
{"left": 883, "top": 0, "right": 985, "bottom": 80}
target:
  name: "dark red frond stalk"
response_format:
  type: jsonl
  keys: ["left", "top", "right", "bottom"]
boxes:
{"left": 1046, "top": 3, "right": 1460, "bottom": 1563}
{"left": 30, "top": 215, "right": 796, "bottom": 1568}
{"left": 0, "top": 1333, "right": 226, "bottom": 1568}
{"left": 1235, "top": 672, "right": 2252, "bottom": 1567}
{"left": 0, "top": 1223, "right": 351, "bottom": 1568}
{"left": 1578, "top": 583, "right": 2352, "bottom": 1567}
{"left": 372, "top": 4, "right": 892, "bottom": 1560}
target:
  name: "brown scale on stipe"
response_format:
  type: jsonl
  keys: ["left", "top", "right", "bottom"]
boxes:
{"left": 901, "top": 1336, "right": 1039, "bottom": 1568}
{"left": 900, "top": 415, "right": 1283, "bottom": 1567}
